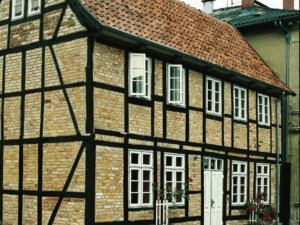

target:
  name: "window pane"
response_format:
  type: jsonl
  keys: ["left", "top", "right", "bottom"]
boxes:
{"left": 235, "top": 98, "right": 239, "bottom": 107}
{"left": 143, "top": 170, "right": 150, "bottom": 181}
{"left": 240, "top": 194, "right": 245, "bottom": 202}
{"left": 143, "top": 154, "right": 150, "bottom": 165}
{"left": 131, "top": 181, "right": 138, "bottom": 192}
{"left": 235, "top": 89, "right": 239, "bottom": 98}
{"left": 264, "top": 166, "right": 268, "bottom": 174}
{"left": 166, "top": 172, "right": 172, "bottom": 181}
{"left": 131, "top": 193, "right": 138, "bottom": 204}
{"left": 203, "top": 158, "right": 209, "bottom": 169}
{"left": 208, "top": 90, "right": 212, "bottom": 101}
{"left": 233, "top": 164, "right": 238, "bottom": 172}
{"left": 215, "top": 103, "right": 219, "bottom": 113}
{"left": 264, "top": 186, "right": 268, "bottom": 196}
{"left": 16, "top": 0, "right": 22, "bottom": 4}
{"left": 176, "top": 172, "right": 182, "bottom": 182}
{"left": 143, "top": 193, "right": 150, "bottom": 204}
{"left": 258, "top": 166, "right": 262, "bottom": 174}
{"left": 166, "top": 156, "right": 172, "bottom": 167}
{"left": 233, "top": 176, "right": 238, "bottom": 185}
{"left": 171, "top": 67, "right": 180, "bottom": 78}
{"left": 143, "top": 182, "right": 150, "bottom": 192}
{"left": 208, "top": 80, "right": 212, "bottom": 90}
{"left": 215, "top": 92, "right": 219, "bottom": 102}
{"left": 131, "top": 153, "right": 139, "bottom": 165}
{"left": 240, "top": 177, "right": 245, "bottom": 185}
{"left": 241, "top": 90, "right": 245, "bottom": 99}
{"left": 32, "top": 0, "right": 39, "bottom": 11}
{"left": 217, "top": 160, "right": 222, "bottom": 170}
{"left": 259, "top": 96, "right": 262, "bottom": 104}
{"left": 233, "top": 195, "right": 238, "bottom": 203}
{"left": 235, "top": 108, "right": 239, "bottom": 117}
{"left": 176, "top": 157, "right": 182, "bottom": 167}
{"left": 215, "top": 82, "right": 219, "bottom": 92}
{"left": 208, "top": 101, "right": 212, "bottom": 111}
{"left": 241, "top": 164, "right": 245, "bottom": 173}
{"left": 257, "top": 177, "right": 261, "bottom": 185}
{"left": 233, "top": 186, "right": 237, "bottom": 194}
{"left": 131, "top": 170, "right": 139, "bottom": 180}
{"left": 240, "top": 185, "right": 245, "bottom": 193}
{"left": 211, "top": 160, "right": 215, "bottom": 169}
{"left": 264, "top": 178, "right": 268, "bottom": 185}
{"left": 15, "top": 5, "right": 22, "bottom": 16}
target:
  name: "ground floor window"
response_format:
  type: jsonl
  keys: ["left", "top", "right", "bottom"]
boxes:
{"left": 231, "top": 161, "right": 247, "bottom": 205}
{"left": 256, "top": 163, "right": 270, "bottom": 204}
{"left": 129, "top": 150, "right": 153, "bottom": 207}
{"left": 164, "top": 153, "right": 185, "bottom": 205}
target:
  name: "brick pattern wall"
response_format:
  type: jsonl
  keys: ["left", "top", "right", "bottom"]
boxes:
{"left": 95, "top": 146, "right": 124, "bottom": 222}
{"left": 155, "top": 59, "right": 163, "bottom": 96}
{"left": 129, "top": 104, "right": 151, "bottom": 136}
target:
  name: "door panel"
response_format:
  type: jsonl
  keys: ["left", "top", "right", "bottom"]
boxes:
{"left": 204, "top": 171, "right": 211, "bottom": 225}
{"left": 204, "top": 158, "right": 223, "bottom": 225}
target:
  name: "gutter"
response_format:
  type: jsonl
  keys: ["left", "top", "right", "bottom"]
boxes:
{"left": 276, "top": 91, "right": 286, "bottom": 225}
{"left": 274, "top": 20, "right": 291, "bottom": 162}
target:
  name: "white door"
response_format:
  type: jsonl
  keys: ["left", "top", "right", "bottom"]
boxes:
{"left": 204, "top": 158, "right": 223, "bottom": 225}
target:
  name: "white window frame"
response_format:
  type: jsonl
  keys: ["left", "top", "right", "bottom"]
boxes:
{"left": 129, "top": 53, "right": 151, "bottom": 100}
{"left": 164, "top": 153, "right": 185, "bottom": 205}
{"left": 12, "top": 0, "right": 25, "bottom": 20}
{"left": 233, "top": 85, "right": 247, "bottom": 121}
{"left": 257, "top": 93, "right": 270, "bottom": 126}
{"left": 167, "top": 64, "right": 185, "bottom": 107}
{"left": 206, "top": 76, "right": 222, "bottom": 116}
{"left": 256, "top": 163, "right": 270, "bottom": 204}
{"left": 231, "top": 161, "right": 247, "bottom": 205}
{"left": 28, "top": 0, "right": 41, "bottom": 16}
{"left": 128, "top": 150, "right": 153, "bottom": 208}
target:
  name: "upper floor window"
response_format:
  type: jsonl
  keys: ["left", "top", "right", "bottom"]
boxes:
{"left": 12, "top": 0, "right": 41, "bottom": 20}
{"left": 164, "top": 153, "right": 185, "bottom": 205}
{"left": 256, "top": 163, "right": 270, "bottom": 204}
{"left": 128, "top": 150, "right": 153, "bottom": 207}
{"left": 206, "top": 77, "right": 222, "bottom": 116}
{"left": 28, "top": 0, "right": 41, "bottom": 16}
{"left": 257, "top": 94, "right": 270, "bottom": 126}
{"left": 167, "top": 64, "right": 185, "bottom": 107}
{"left": 231, "top": 161, "right": 247, "bottom": 205}
{"left": 129, "top": 53, "right": 151, "bottom": 99}
{"left": 233, "top": 86, "right": 247, "bottom": 121}
{"left": 12, "top": 0, "right": 24, "bottom": 20}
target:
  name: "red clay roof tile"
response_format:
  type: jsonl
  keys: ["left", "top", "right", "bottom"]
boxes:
{"left": 80, "top": 0, "right": 291, "bottom": 92}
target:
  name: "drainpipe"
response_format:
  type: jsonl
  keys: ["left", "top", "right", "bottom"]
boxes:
{"left": 274, "top": 20, "right": 290, "bottom": 162}
{"left": 276, "top": 91, "right": 286, "bottom": 225}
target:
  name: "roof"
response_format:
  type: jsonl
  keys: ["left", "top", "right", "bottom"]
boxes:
{"left": 212, "top": 4, "right": 300, "bottom": 28}
{"left": 71, "top": 0, "right": 293, "bottom": 94}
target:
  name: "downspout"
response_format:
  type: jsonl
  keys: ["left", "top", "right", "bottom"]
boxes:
{"left": 276, "top": 91, "right": 286, "bottom": 225}
{"left": 274, "top": 20, "right": 290, "bottom": 162}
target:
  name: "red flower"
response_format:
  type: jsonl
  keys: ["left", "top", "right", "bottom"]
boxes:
{"left": 189, "top": 177, "right": 193, "bottom": 182}
{"left": 152, "top": 182, "right": 156, "bottom": 187}
{"left": 166, "top": 183, "right": 170, "bottom": 187}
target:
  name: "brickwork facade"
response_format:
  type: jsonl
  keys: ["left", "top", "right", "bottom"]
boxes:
{"left": 0, "top": 0, "right": 285, "bottom": 225}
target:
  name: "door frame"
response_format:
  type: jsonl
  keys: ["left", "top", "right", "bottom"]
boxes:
{"left": 203, "top": 157, "right": 224, "bottom": 225}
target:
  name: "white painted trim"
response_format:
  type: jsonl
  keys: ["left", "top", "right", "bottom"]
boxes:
{"left": 206, "top": 76, "right": 222, "bottom": 116}
{"left": 256, "top": 163, "right": 270, "bottom": 204}
{"left": 233, "top": 85, "right": 247, "bottom": 121}
{"left": 12, "top": 0, "right": 25, "bottom": 21}
{"left": 28, "top": 0, "right": 41, "bottom": 16}
{"left": 231, "top": 161, "right": 247, "bottom": 206}
{"left": 257, "top": 93, "right": 270, "bottom": 126}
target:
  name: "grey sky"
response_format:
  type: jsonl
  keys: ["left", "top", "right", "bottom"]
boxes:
{"left": 182, "top": 0, "right": 300, "bottom": 10}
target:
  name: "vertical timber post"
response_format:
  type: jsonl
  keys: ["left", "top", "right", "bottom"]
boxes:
{"left": 85, "top": 36, "right": 95, "bottom": 225}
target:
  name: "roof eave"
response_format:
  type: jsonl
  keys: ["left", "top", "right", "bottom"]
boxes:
{"left": 68, "top": 0, "right": 295, "bottom": 97}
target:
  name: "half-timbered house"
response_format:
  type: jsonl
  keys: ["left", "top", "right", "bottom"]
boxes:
{"left": 0, "top": 0, "right": 295, "bottom": 224}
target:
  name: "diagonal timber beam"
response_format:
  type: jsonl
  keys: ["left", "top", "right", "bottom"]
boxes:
{"left": 49, "top": 45, "right": 81, "bottom": 136}
{"left": 48, "top": 141, "right": 85, "bottom": 225}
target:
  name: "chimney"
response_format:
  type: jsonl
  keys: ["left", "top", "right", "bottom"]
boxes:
{"left": 283, "top": 0, "right": 294, "bottom": 9}
{"left": 242, "top": 0, "right": 255, "bottom": 10}
{"left": 202, "top": 0, "right": 215, "bottom": 14}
